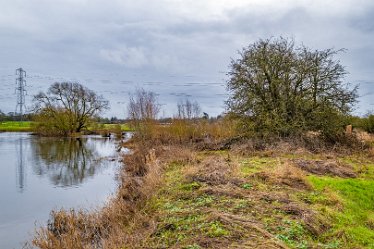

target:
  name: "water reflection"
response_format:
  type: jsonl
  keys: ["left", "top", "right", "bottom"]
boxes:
{"left": 16, "top": 138, "right": 27, "bottom": 192}
{"left": 31, "top": 137, "right": 112, "bottom": 187}
{"left": 0, "top": 133, "right": 119, "bottom": 249}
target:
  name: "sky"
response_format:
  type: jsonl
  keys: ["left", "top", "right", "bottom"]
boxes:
{"left": 0, "top": 0, "right": 374, "bottom": 118}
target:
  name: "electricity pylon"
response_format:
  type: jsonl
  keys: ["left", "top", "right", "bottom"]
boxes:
{"left": 15, "top": 68, "right": 27, "bottom": 120}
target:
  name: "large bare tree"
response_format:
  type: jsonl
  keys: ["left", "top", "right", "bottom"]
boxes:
{"left": 127, "top": 88, "right": 160, "bottom": 122}
{"left": 34, "top": 82, "right": 109, "bottom": 135}
{"left": 226, "top": 37, "right": 358, "bottom": 136}
{"left": 127, "top": 88, "right": 160, "bottom": 138}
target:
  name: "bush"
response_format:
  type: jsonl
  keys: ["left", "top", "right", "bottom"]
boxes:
{"left": 361, "top": 114, "right": 374, "bottom": 133}
{"left": 226, "top": 37, "right": 358, "bottom": 138}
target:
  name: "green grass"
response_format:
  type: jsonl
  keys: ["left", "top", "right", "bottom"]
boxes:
{"left": 0, "top": 121, "right": 134, "bottom": 133}
{"left": 308, "top": 176, "right": 374, "bottom": 248}
{"left": 239, "top": 156, "right": 278, "bottom": 176}
{"left": 144, "top": 153, "right": 318, "bottom": 248}
{"left": 0, "top": 122, "right": 133, "bottom": 133}
{"left": 101, "top": 123, "right": 132, "bottom": 131}
{"left": 237, "top": 153, "right": 374, "bottom": 248}
{"left": 85, "top": 123, "right": 134, "bottom": 134}
{"left": 144, "top": 161, "right": 236, "bottom": 247}
{"left": 0, "top": 121, "right": 34, "bottom": 131}
{"left": 140, "top": 150, "right": 374, "bottom": 248}
{"left": 276, "top": 219, "right": 309, "bottom": 249}
{"left": 341, "top": 156, "right": 374, "bottom": 180}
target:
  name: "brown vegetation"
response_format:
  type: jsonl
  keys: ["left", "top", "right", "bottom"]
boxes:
{"left": 31, "top": 141, "right": 198, "bottom": 248}
{"left": 292, "top": 159, "right": 357, "bottom": 178}
{"left": 253, "top": 162, "right": 312, "bottom": 190}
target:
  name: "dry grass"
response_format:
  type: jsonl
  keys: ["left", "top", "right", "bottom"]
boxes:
{"left": 251, "top": 161, "right": 311, "bottom": 190}
{"left": 230, "top": 133, "right": 370, "bottom": 156}
{"left": 31, "top": 144, "right": 311, "bottom": 248}
{"left": 30, "top": 123, "right": 374, "bottom": 249}
{"left": 292, "top": 159, "right": 357, "bottom": 178}
{"left": 31, "top": 140, "right": 202, "bottom": 249}
{"left": 126, "top": 118, "right": 239, "bottom": 150}
{"left": 184, "top": 156, "right": 242, "bottom": 186}
{"left": 141, "top": 154, "right": 299, "bottom": 248}
{"left": 355, "top": 130, "right": 374, "bottom": 143}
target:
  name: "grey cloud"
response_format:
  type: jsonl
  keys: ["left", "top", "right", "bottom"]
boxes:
{"left": 0, "top": 0, "right": 374, "bottom": 117}
{"left": 100, "top": 46, "right": 148, "bottom": 68}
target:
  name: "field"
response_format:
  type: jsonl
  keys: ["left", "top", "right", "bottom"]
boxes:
{"left": 0, "top": 121, "right": 33, "bottom": 132}
{"left": 101, "top": 123, "right": 132, "bottom": 131}
{"left": 0, "top": 121, "right": 132, "bottom": 133}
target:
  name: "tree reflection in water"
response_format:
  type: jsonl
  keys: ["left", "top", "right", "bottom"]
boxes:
{"left": 31, "top": 137, "right": 107, "bottom": 187}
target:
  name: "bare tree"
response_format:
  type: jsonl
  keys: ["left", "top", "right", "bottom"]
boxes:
{"left": 177, "top": 100, "right": 186, "bottom": 119}
{"left": 185, "top": 99, "right": 193, "bottom": 119}
{"left": 227, "top": 37, "right": 358, "bottom": 136}
{"left": 33, "top": 82, "right": 109, "bottom": 135}
{"left": 192, "top": 100, "right": 201, "bottom": 119}
{"left": 127, "top": 88, "right": 160, "bottom": 122}
{"left": 176, "top": 99, "right": 201, "bottom": 120}
{"left": 127, "top": 88, "right": 160, "bottom": 139}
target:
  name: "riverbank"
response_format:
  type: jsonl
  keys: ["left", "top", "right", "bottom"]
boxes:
{"left": 0, "top": 121, "right": 132, "bottom": 134}
{"left": 141, "top": 147, "right": 374, "bottom": 248}
{"left": 30, "top": 134, "right": 374, "bottom": 248}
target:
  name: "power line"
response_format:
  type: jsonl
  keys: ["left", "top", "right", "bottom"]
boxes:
{"left": 15, "top": 68, "right": 27, "bottom": 120}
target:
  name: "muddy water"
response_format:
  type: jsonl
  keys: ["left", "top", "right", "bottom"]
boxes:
{"left": 0, "top": 132, "right": 121, "bottom": 249}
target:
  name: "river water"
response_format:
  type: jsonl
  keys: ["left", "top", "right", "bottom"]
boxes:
{"left": 0, "top": 132, "right": 121, "bottom": 249}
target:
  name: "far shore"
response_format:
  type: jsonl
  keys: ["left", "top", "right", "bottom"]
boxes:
{"left": 0, "top": 121, "right": 133, "bottom": 136}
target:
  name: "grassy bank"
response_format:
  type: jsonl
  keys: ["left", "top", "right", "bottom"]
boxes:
{"left": 0, "top": 121, "right": 34, "bottom": 132}
{"left": 30, "top": 136, "right": 374, "bottom": 248}
{"left": 138, "top": 150, "right": 373, "bottom": 248}
{"left": 101, "top": 123, "right": 132, "bottom": 131}
{"left": 0, "top": 121, "right": 133, "bottom": 134}
{"left": 87, "top": 123, "right": 133, "bottom": 136}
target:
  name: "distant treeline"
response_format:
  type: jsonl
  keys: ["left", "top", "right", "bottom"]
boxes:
{"left": 0, "top": 111, "right": 33, "bottom": 122}
{"left": 350, "top": 114, "right": 374, "bottom": 134}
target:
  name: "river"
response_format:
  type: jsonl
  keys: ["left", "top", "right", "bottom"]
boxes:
{"left": 0, "top": 132, "right": 122, "bottom": 249}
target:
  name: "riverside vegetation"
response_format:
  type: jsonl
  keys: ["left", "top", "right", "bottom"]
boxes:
{"left": 30, "top": 119, "right": 374, "bottom": 249}
{"left": 28, "top": 37, "right": 374, "bottom": 248}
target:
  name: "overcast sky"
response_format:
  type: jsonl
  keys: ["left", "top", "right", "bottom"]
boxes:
{"left": 0, "top": 0, "right": 373, "bottom": 118}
